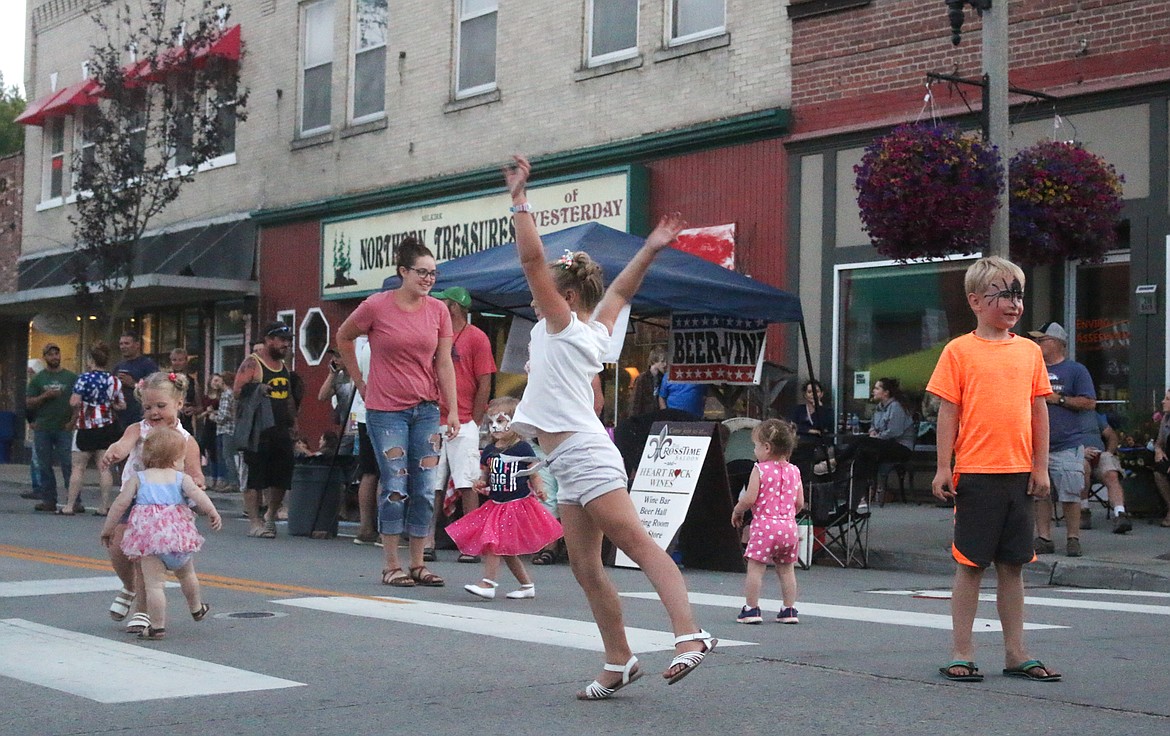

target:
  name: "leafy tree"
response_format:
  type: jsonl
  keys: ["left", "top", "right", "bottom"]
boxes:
{"left": 69, "top": 0, "right": 247, "bottom": 340}
{"left": 0, "top": 72, "right": 26, "bottom": 156}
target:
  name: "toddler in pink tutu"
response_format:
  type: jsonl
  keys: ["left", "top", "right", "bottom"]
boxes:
{"left": 731, "top": 419, "right": 803, "bottom": 625}
{"left": 101, "top": 427, "right": 222, "bottom": 639}
{"left": 447, "top": 397, "right": 562, "bottom": 600}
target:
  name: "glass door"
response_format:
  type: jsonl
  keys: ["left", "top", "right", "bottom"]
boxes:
{"left": 1069, "top": 254, "right": 1131, "bottom": 411}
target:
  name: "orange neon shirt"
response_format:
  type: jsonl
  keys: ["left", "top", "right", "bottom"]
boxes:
{"left": 927, "top": 332, "right": 1052, "bottom": 474}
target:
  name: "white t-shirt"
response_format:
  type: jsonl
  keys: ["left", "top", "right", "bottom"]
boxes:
{"left": 512, "top": 314, "right": 608, "bottom": 438}
{"left": 338, "top": 336, "right": 371, "bottom": 425}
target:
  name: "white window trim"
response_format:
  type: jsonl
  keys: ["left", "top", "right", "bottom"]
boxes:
{"left": 667, "top": 0, "right": 726, "bottom": 48}
{"left": 349, "top": 0, "right": 388, "bottom": 126}
{"left": 454, "top": 0, "right": 498, "bottom": 100}
{"left": 300, "top": 0, "right": 335, "bottom": 138}
{"left": 587, "top": 0, "right": 640, "bottom": 68}
{"left": 72, "top": 109, "right": 96, "bottom": 192}
{"left": 298, "top": 307, "right": 331, "bottom": 366}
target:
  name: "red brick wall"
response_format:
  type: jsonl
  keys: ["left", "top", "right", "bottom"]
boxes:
{"left": 259, "top": 220, "right": 358, "bottom": 440}
{"left": 0, "top": 153, "right": 23, "bottom": 294}
{"left": 792, "top": 0, "right": 1170, "bottom": 135}
{"left": 646, "top": 140, "right": 792, "bottom": 364}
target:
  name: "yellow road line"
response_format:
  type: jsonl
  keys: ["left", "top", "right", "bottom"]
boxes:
{"left": 0, "top": 544, "right": 410, "bottom": 605}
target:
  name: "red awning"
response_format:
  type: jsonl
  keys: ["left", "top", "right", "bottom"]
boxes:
{"left": 41, "top": 78, "right": 101, "bottom": 117}
{"left": 132, "top": 24, "right": 241, "bottom": 83}
{"left": 14, "top": 86, "right": 71, "bottom": 126}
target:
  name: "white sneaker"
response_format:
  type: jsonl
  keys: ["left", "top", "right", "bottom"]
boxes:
{"left": 464, "top": 579, "right": 498, "bottom": 599}
{"left": 506, "top": 584, "right": 535, "bottom": 600}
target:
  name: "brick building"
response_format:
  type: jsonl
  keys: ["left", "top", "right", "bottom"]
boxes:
{"left": 785, "top": 0, "right": 1170, "bottom": 422}
{"left": 7, "top": 0, "right": 798, "bottom": 441}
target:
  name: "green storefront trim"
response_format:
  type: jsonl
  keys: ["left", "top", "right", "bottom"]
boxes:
{"left": 252, "top": 107, "right": 790, "bottom": 226}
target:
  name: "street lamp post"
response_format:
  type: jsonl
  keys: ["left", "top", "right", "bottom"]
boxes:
{"left": 946, "top": 0, "right": 1009, "bottom": 258}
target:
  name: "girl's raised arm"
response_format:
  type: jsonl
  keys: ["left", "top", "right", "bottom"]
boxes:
{"left": 183, "top": 437, "right": 206, "bottom": 489}
{"left": 593, "top": 213, "right": 686, "bottom": 332}
{"left": 100, "top": 477, "right": 139, "bottom": 546}
{"left": 504, "top": 155, "right": 572, "bottom": 333}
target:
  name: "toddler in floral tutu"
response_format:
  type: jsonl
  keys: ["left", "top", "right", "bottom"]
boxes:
{"left": 101, "top": 427, "right": 222, "bottom": 639}
{"left": 447, "top": 397, "right": 562, "bottom": 600}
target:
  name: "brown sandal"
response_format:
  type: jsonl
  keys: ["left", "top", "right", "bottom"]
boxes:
{"left": 409, "top": 566, "right": 445, "bottom": 587}
{"left": 382, "top": 568, "right": 415, "bottom": 587}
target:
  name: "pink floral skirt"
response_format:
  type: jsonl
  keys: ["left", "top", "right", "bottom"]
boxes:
{"left": 445, "top": 495, "right": 563, "bottom": 556}
{"left": 120, "top": 504, "right": 205, "bottom": 559}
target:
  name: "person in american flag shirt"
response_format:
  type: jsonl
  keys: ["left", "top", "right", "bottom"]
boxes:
{"left": 64, "top": 341, "right": 126, "bottom": 516}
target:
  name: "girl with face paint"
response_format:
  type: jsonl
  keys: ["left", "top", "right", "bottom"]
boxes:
{"left": 444, "top": 397, "right": 563, "bottom": 601}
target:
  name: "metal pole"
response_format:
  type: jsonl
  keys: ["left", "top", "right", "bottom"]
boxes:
{"left": 983, "top": 1, "right": 1010, "bottom": 258}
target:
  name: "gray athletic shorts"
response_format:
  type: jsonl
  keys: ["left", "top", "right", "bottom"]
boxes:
{"left": 544, "top": 432, "right": 628, "bottom": 507}
{"left": 1048, "top": 446, "right": 1085, "bottom": 503}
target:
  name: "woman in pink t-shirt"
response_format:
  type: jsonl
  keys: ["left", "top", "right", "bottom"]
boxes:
{"left": 337, "top": 238, "right": 459, "bottom": 589}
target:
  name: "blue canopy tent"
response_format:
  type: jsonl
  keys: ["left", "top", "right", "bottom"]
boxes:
{"left": 381, "top": 222, "right": 804, "bottom": 324}
{"left": 381, "top": 221, "right": 819, "bottom": 420}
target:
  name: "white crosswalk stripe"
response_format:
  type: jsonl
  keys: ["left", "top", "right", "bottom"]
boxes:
{"left": 277, "top": 595, "right": 756, "bottom": 652}
{"left": 0, "top": 619, "right": 304, "bottom": 703}
{"left": 0, "top": 575, "right": 175, "bottom": 598}
{"left": 621, "top": 591, "right": 1067, "bottom": 631}
{"left": 870, "top": 589, "right": 1170, "bottom": 615}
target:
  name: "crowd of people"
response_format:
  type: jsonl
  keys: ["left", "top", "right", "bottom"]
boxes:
{"left": 19, "top": 160, "right": 1170, "bottom": 695}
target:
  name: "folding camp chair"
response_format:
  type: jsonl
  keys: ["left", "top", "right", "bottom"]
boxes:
{"left": 807, "top": 458, "right": 870, "bottom": 568}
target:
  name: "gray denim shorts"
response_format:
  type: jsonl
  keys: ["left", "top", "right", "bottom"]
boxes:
{"left": 1048, "top": 446, "right": 1085, "bottom": 503}
{"left": 544, "top": 432, "right": 628, "bottom": 507}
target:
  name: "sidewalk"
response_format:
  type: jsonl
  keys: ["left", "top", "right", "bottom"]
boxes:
{"left": 4, "top": 463, "right": 1169, "bottom": 591}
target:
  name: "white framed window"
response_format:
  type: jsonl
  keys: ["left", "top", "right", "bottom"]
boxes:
{"left": 300, "top": 0, "right": 335, "bottom": 136}
{"left": 43, "top": 117, "right": 67, "bottom": 201}
{"left": 276, "top": 309, "right": 297, "bottom": 370}
{"left": 588, "top": 0, "right": 639, "bottom": 66}
{"left": 73, "top": 106, "right": 98, "bottom": 189}
{"left": 668, "top": 0, "right": 725, "bottom": 46}
{"left": 455, "top": 0, "right": 497, "bottom": 99}
{"left": 351, "top": 0, "right": 388, "bottom": 123}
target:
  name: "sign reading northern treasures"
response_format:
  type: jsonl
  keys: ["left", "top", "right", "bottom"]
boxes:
{"left": 322, "top": 172, "right": 631, "bottom": 298}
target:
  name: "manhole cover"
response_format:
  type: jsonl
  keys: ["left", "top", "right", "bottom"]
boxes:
{"left": 215, "top": 611, "right": 288, "bottom": 620}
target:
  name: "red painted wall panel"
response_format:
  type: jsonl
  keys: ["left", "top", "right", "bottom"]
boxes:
{"left": 645, "top": 140, "right": 793, "bottom": 365}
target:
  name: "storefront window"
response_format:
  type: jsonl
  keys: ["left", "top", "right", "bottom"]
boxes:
{"left": 1073, "top": 257, "right": 1130, "bottom": 406}
{"left": 836, "top": 258, "right": 976, "bottom": 420}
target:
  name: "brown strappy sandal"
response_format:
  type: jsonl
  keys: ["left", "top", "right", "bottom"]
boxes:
{"left": 409, "top": 566, "right": 445, "bottom": 587}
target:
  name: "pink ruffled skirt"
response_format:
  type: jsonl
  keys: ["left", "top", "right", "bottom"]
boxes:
{"left": 120, "top": 504, "right": 205, "bottom": 559}
{"left": 445, "top": 495, "right": 563, "bottom": 556}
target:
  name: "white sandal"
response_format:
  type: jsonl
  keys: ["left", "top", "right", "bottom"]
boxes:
{"left": 124, "top": 612, "right": 151, "bottom": 634}
{"left": 665, "top": 630, "right": 718, "bottom": 685}
{"left": 463, "top": 578, "right": 498, "bottom": 600}
{"left": 576, "top": 655, "right": 642, "bottom": 700}
{"left": 108, "top": 588, "right": 135, "bottom": 621}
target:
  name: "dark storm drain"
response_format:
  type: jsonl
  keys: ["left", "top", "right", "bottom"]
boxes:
{"left": 214, "top": 611, "right": 289, "bottom": 620}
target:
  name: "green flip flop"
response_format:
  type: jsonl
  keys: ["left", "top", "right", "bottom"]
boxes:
{"left": 939, "top": 660, "right": 984, "bottom": 682}
{"left": 1003, "top": 659, "right": 1061, "bottom": 682}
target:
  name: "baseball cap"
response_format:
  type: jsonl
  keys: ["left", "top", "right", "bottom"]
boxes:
{"left": 431, "top": 286, "right": 472, "bottom": 309}
{"left": 264, "top": 321, "right": 293, "bottom": 339}
{"left": 1027, "top": 321, "right": 1068, "bottom": 342}
{"left": 42, "top": 343, "right": 60, "bottom": 354}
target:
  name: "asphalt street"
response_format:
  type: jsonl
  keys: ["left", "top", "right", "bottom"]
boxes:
{"left": 2, "top": 490, "right": 1169, "bottom": 736}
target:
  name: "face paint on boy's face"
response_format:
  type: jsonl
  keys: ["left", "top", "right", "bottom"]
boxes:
{"left": 488, "top": 413, "right": 513, "bottom": 433}
{"left": 983, "top": 277, "right": 1025, "bottom": 307}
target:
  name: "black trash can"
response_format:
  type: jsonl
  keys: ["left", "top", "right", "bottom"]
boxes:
{"left": 287, "top": 457, "right": 354, "bottom": 537}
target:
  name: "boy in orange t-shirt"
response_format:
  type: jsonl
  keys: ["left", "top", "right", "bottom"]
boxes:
{"left": 926, "top": 256, "right": 1061, "bottom": 684}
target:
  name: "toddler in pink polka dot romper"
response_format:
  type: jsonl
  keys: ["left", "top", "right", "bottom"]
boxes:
{"left": 731, "top": 418, "right": 803, "bottom": 625}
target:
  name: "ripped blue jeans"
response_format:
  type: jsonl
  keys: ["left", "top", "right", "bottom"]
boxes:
{"left": 365, "top": 402, "right": 442, "bottom": 538}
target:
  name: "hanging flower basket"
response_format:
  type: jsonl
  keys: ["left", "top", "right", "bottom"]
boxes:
{"left": 854, "top": 123, "right": 1002, "bottom": 261}
{"left": 1008, "top": 140, "right": 1124, "bottom": 266}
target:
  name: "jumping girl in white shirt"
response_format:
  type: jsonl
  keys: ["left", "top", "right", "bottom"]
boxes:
{"left": 503, "top": 155, "right": 716, "bottom": 701}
